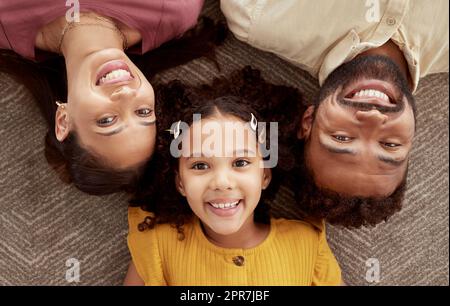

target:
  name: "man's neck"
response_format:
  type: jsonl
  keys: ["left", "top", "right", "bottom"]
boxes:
{"left": 357, "top": 39, "right": 413, "bottom": 90}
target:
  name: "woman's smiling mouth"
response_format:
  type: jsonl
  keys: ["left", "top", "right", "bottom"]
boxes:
{"left": 95, "top": 59, "right": 134, "bottom": 86}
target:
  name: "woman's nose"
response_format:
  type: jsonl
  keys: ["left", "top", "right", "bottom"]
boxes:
{"left": 356, "top": 109, "right": 388, "bottom": 126}
{"left": 110, "top": 86, "right": 137, "bottom": 101}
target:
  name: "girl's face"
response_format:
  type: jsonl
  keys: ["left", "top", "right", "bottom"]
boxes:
{"left": 177, "top": 113, "right": 271, "bottom": 236}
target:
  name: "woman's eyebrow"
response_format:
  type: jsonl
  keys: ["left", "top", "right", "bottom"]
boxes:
{"left": 95, "top": 126, "right": 125, "bottom": 136}
{"left": 95, "top": 121, "right": 155, "bottom": 136}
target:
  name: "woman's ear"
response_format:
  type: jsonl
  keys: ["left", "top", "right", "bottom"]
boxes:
{"left": 175, "top": 172, "right": 186, "bottom": 197}
{"left": 262, "top": 168, "right": 272, "bottom": 190}
{"left": 55, "top": 104, "right": 70, "bottom": 142}
{"left": 297, "top": 105, "right": 315, "bottom": 139}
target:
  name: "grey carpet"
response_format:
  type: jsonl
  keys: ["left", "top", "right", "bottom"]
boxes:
{"left": 0, "top": 0, "right": 448, "bottom": 285}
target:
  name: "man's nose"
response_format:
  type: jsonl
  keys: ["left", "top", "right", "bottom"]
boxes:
{"left": 356, "top": 109, "right": 388, "bottom": 126}
{"left": 110, "top": 86, "right": 137, "bottom": 101}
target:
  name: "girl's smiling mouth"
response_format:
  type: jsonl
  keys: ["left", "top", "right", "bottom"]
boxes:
{"left": 205, "top": 199, "right": 243, "bottom": 217}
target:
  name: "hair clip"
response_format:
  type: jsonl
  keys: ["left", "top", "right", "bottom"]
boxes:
{"left": 258, "top": 126, "right": 266, "bottom": 144}
{"left": 250, "top": 113, "right": 258, "bottom": 132}
{"left": 166, "top": 120, "right": 182, "bottom": 139}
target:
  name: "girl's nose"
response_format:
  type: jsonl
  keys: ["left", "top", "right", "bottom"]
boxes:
{"left": 210, "top": 170, "right": 235, "bottom": 191}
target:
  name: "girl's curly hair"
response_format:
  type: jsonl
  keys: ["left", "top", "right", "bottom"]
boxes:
{"left": 129, "top": 66, "right": 305, "bottom": 238}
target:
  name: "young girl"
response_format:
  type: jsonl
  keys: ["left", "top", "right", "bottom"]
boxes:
{"left": 124, "top": 68, "right": 342, "bottom": 286}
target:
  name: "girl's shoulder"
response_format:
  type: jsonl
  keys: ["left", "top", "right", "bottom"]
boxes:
{"left": 271, "top": 217, "right": 325, "bottom": 238}
{"left": 128, "top": 206, "right": 195, "bottom": 238}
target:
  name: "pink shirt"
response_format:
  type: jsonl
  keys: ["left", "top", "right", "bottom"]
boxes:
{"left": 0, "top": 0, "right": 204, "bottom": 60}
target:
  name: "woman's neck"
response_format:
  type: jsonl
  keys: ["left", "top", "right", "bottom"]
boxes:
{"left": 36, "top": 12, "right": 141, "bottom": 61}
{"left": 201, "top": 216, "right": 270, "bottom": 249}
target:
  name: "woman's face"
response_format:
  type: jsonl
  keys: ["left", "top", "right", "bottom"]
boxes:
{"left": 58, "top": 48, "right": 156, "bottom": 169}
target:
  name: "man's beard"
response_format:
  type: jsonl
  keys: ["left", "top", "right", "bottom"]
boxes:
{"left": 316, "top": 55, "right": 416, "bottom": 116}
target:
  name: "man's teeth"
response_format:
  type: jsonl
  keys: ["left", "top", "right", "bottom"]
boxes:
{"left": 353, "top": 89, "right": 390, "bottom": 102}
{"left": 99, "top": 69, "right": 131, "bottom": 84}
{"left": 209, "top": 200, "right": 240, "bottom": 209}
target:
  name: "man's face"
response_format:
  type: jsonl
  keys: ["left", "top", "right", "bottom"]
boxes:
{"left": 301, "top": 55, "right": 416, "bottom": 197}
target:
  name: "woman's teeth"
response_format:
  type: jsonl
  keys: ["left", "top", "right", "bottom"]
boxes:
{"left": 352, "top": 89, "right": 390, "bottom": 102}
{"left": 99, "top": 69, "right": 131, "bottom": 84}
{"left": 209, "top": 200, "right": 240, "bottom": 209}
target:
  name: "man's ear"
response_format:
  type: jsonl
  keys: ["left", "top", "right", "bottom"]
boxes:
{"left": 55, "top": 104, "right": 70, "bottom": 142}
{"left": 297, "top": 105, "right": 315, "bottom": 139}
{"left": 262, "top": 168, "right": 272, "bottom": 190}
{"left": 175, "top": 172, "right": 186, "bottom": 197}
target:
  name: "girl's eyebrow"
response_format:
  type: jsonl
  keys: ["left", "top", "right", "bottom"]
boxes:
{"left": 186, "top": 149, "right": 257, "bottom": 159}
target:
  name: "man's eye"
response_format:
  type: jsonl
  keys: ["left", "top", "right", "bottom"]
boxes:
{"left": 332, "top": 135, "right": 353, "bottom": 142}
{"left": 136, "top": 108, "right": 153, "bottom": 117}
{"left": 233, "top": 159, "right": 250, "bottom": 168}
{"left": 381, "top": 142, "right": 401, "bottom": 148}
{"left": 97, "top": 116, "right": 117, "bottom": 127}
{"left": 191, "top": 162, "right": 209, "bottom": 170}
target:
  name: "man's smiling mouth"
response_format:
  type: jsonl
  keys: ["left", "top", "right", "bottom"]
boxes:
{"left": 343, "top": 79, "right": 399, "bottom": 107}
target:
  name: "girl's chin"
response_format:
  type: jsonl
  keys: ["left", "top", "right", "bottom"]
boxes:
{"left": 202, "top": 219, "right": 243, "bottom": 237}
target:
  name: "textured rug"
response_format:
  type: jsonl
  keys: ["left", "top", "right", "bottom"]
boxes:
{"left": 0, "top": 0, "right": 448, "bottom": 285}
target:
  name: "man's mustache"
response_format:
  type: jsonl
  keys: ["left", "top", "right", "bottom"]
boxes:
{"left": 338, "top": 98, "right": 405, "bottom": 113}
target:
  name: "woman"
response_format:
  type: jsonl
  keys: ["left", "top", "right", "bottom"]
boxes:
{"left": 0, "top": 0, "right": 225, "bottom": 195}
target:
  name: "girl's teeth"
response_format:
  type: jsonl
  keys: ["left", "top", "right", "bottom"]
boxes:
{"left": 209, "top": 200, "right": 240, "bottom": 209}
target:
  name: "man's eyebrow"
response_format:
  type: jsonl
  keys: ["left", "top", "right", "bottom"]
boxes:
{"left": 378, "top": 155, "right": 407, "bottom": 167}
{"left": 95, "top": 121, "right": 155, "bottom": 136}
{"left": 319, "top": 141, "right": 357, "bottom": 155}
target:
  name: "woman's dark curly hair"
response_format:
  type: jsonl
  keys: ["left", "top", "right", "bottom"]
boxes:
{"left": 0, "top": 17, "right": 227, "bottom": 195}
{"left": 130, "top": 66, "right": 305, "bottom": 238}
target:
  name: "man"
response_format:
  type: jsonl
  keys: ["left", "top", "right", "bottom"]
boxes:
{"left": 221, "top": 0, "right": 449, "bottom": 227}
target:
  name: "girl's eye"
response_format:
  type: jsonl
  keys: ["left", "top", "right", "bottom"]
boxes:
{"left": 136, "top": 108, "right": 153, "bottom": 117}
{"left": 332, "top": 135, "right": 353, "bottom": 142}
{"left": 97, "top": 116, "right": 117, "bottom": 127}
{"left": 191, "top": 162, "right": 209, "bottom": 170}
{"left": 233, "top": 159, "right": 250, "bottom": 168}
{"left": 381, "top": 142, "right": 401, "bottom": 148}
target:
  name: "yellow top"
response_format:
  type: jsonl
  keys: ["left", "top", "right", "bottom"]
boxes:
{"left": 127, "top": 207, "right": 342, "bottom": 286}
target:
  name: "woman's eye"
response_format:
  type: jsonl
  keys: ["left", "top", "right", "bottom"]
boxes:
{"left": 191, "top": 162, "right": 209, "bottom": 170}
{"left": 332, "top": 135, "right": 353, "bottom": 142}
{"left": 233, "top": 159, "right": 250, "bottom": 168}
{"left": 97, "top": 116, "right": 117, "bottom": 127}
{"left": 136, "top": 108, "right": 153, "bottom": 117}
{"left": 382, "top": 142, "right": 401, "bottom": 148}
